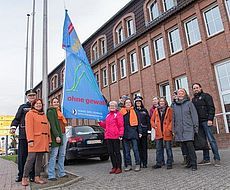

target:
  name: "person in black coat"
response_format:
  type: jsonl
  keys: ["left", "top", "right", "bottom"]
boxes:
{"left": 134, "top": 96, "right": 150, "bottom": 168}
{"left": 10, "top": 89, "right": 36, "bottom": 182}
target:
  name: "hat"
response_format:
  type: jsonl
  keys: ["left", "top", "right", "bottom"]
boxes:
{"left": 25, "top": 89, "right": 37, "bottom": 96}
{"left": 134, "top": 95, "right": 143, "bottom": 102}
{"left": 120, "top": 95, "right": 129, "bottom": 100}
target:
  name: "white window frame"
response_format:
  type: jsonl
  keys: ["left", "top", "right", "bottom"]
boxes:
{"left": 130, "top": 52, "right": 138, "bottom": 73}
{"left": 141, "top": 45, "right": 151, "bottom": 68}
{"left": 100, "top": 39, "right": 107, "bottom": 55}
{"left": 120, "top": 58, "right": 127, "bottom": 79}
{"left": 50, "top": 74, "right": 58, "bottom": 92}
{"left": 116, "top": 25, "right": 124, "bottom": 44}
{"left": 92, "top": 44, "right": 98, "bottom": 61}
{"left": 168, "top": 27, "right": 182, "bottom": 55}
{"left": 148, "top": 1, "right": 159, "bottom": 21}
{"left": 203, "top": 4, "right": 224, "bottom": 37}
{"left": 126, "top": 19, "right": 135, "bottom": 37}
{"left": 133, "top": 91, "right": 141, "bottom": 100}
{"left": 153, "top": 36, "right": 165, "bottom": 61}
{"left": 184, "top": 17, "right": 201, "bottom": 46}
{"left": 95, "top": 73, "right": 99, "bottom": 87}
{"left": 225, "top": 0, "right": 230, "bottom": 20}
{"left": 175, "top": 75, "right": 189, "bottom": 94}
{"left": 163, "top": 0, "right": 177, "bottom": 11}
{"left": 102, "top": 68, "right": 108, "bottom": 87}
{"left": 111, "top": 64, "right": 117, "bottom": 83}
{"left": 159, "top": 82, "right": 171, "bottom": 105}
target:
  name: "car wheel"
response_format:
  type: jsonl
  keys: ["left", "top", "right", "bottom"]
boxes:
{"left": 100, "top": 155, "right": 109, "bottom": 161}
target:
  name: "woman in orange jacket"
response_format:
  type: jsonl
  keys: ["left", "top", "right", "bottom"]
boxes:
{"left": 151, "top": 97, "right": 173, "bottom": 170}
{"left": 22, "top": 99, "right": 51, "bottom": 186}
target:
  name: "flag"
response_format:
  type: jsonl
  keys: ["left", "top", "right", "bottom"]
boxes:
{"left": 62, "top": 10, "right": 108, "bottom": 120}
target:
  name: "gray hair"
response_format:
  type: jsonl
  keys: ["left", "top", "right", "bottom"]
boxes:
{"left": 109, "top": 101, "right": 118, "bottom": 108}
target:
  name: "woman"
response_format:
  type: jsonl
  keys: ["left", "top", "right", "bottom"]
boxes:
{"left": 99, "top": 101, "right": 124, "bottom": 174}
{"left": 134, "top": 96, "right": 150, "bottom": 168}
{"left": 151, "top": 97, "right": 173, "bottom": 170}
{"left": 172, "top": 88, "right": 199, "bottom": 171}
{"left": 149, "top": 96, "right": 159, "bottom": 118}
{"left": 22, "top": 99, "right": 51, "bottom": 186}
{"left": 120, "top": 98, "right": 142, "bottom": 172}
{"left": 47, "top": 97, "right": 68, "bottom": 180}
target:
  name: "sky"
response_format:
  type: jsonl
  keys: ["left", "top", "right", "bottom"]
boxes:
{"left": 0, "top": 0, "right": 131, "bottom": 116}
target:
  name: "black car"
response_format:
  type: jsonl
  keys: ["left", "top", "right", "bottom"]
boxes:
{"left": 65, "top": 125, "right": 109, "bottom": 163}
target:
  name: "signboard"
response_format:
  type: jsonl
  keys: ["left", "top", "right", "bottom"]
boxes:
{"left": 0, "top": 115, "right": 14, "bottom": 136}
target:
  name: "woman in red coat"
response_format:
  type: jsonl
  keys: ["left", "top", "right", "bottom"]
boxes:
{"left": 22, "top": 99, "right": 51, "bottom": 186}
{"left": 151, "top": 97, "right": 173, "bottom": 169}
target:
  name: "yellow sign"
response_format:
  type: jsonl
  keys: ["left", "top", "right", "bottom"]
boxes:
{"left": 0, "top": 116, "right": 14, "bottom": 121}
{"left": 0, "top": 115, "right": 14, "bottom": 136}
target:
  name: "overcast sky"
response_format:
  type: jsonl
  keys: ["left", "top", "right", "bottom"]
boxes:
{"left": 0, "top": 0, "right": 131, "bottom": 115}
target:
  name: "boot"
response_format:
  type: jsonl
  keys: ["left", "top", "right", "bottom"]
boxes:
{"left": 21, "top": 177, "right": 29, "bottom": 186}
{"left": 109, "top": 168, "right": 117, "bottom": 174}
{"left": 115, "top": 168, "right": 122, "bottom": 174}
{"left": 35, "top": 176, "right": 46, "bottom": 184}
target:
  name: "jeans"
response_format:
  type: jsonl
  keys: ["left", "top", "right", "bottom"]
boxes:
{"left": 138, "top": 135, "right": 148, "bottom": 166}
{"left": 48, "top": 134, "right": 67, "bottom": 179}
{"left": 201, "top": 122, "right": 220, "bottom": 161}
{"left": 107, "top": 139, "right": 122, "bottom": 169}
{"left": 155, "top": 139, "right": 173, "bottom": 166}
{"left": 182, "top": 141, "right": 197, "bottom": 166}
{"left": 123, "top": 139, "right": 140, "bottom": 166}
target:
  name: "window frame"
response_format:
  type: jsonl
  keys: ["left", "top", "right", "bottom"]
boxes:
{"left": 225, "top": 0, "right": 230, "bottom": 20}
{"left": 162, "top": 0, "right": 177, "bottom": 12}
{"left": 126, "top": 18, "right": 135, "bottom": 37}
{"left": 111, "top": 63, "right": 117, "bottom": 83}
{"left": 141, "top": 45, "right": 151, "bottom": 68}
{"left": 116, "top": 25, "right": 124, "bottom": 44}
{"left": 120, "top": 58, "right": 127, "bottom": 79}
{"left": 130, "top": 51, "right": 138, "bottom": 74}
{"left": 175, "top": 75, "right": 189, "bottom": 94}
{"left": 168, "top": 27, "right": 182, "bottom": 55}
{"left": 50, "top": 74, "right": 58, "bottom": 92}
{"left": 102, "top": 68, "right": 108, "bottom": 87}
{"left": 148, "top": 1, "right": 159, "bottom": 21}
{"left": 153, "top": 36, "right": 165, "bottom": 61}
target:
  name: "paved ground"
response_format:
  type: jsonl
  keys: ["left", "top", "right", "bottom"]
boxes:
{"left": 62, "top": 148, "right": 230, "bottom": 190}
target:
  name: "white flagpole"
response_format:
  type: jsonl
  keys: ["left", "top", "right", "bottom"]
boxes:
{"left": 30, "top": 0, "right": 35, "bottom": 89}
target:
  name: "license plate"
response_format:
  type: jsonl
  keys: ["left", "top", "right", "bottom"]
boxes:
{"left": 87, "top": 140, "right": 102, "bottom": 144}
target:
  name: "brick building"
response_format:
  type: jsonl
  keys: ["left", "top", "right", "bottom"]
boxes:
{"left": 34, "top": 0, "right": 230, "bottom": 139}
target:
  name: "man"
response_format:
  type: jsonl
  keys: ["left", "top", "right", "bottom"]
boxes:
{"left": 10, "top": 89, "right": 37, "bottom": 182}
{"left": 118, "top": 95, "right": 129, "bottom": 110}
{"left": 192, "top": 83, "right": 221, "bottom": 167}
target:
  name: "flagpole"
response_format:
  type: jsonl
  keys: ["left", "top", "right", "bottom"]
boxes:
{"left": 24, "top": 14, "right": 30, "bottom": 102}
{"left": 30, "top": 0, "right": 35, "bottom": 89}
{"left": 42, "top": 0, "right": 49, "bottom": 173}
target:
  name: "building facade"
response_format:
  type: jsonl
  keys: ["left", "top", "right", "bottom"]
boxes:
{"left": 34, "top": 0, "right": 230, "bottom": 134}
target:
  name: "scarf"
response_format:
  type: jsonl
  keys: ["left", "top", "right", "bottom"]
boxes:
{"left": 120, "top": 107, "right": 138, "bottom": 126}
{"left": 56, "top": 108, "right": 67, "bottom": 125}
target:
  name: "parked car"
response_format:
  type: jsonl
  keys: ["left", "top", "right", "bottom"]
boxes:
{"left": 8, "top": 148, "right": 17, "bottom": 155}
{"left": 65, "top": 125, "right": 109, "bottom": 163}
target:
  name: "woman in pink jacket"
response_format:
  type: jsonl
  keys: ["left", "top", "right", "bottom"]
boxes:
{"left": 99, "top": 101, "right": 124, "bottom": 174}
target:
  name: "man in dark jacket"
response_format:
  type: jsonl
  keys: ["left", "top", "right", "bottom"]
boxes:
{"left": 192, "top": 83, "right": 221, "bottom": 167}
{"left": 10, "top": 89, "right": 36, "bottom": 182}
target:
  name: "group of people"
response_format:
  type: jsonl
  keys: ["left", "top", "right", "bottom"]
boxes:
{"left": 100, "top": 83, "right": 221, "bottom": 174}
{"left": 11, "top": 89, "right": 68, "bottom": 186}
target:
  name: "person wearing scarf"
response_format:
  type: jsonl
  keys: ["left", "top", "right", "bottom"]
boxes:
{"left": 47, "top": 98, "right": 68, "bottom": 181}
{"left": 120, "top": 98, "right": 142, "bottom": 172}
{"left": 134, "top": 96, "right": 150, "bottom": 168}
{"left": 151, "top": 97, "right": 173, "bottom": 170}
{"left": 22, "top": 99, "right": 51, "bottom": 186}
{"left": 172, "top": 88, "right": 199, "bottom": 171}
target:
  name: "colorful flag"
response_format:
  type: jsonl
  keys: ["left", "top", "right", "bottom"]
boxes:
{"left": 62, "top": 10, "right": 108, "bottom": 120}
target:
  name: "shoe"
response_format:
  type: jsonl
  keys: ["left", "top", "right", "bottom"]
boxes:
{"left": 167, "top": 165, "right": 172, "bottom": 170}
{"left": 109, "top": 168, "right": 117, "bottom": 174}
{"left": 15, "top": 176, "right": 22, "bottom": 182}
{"left": 29, "top": 177, "right": 35, "bottom": 182}
{"left": 124, "top": 165, "right": 132, "bottom": 172}
{"left": 181, "top": 155, "right": 188, "bottom": 165}
{"left": 152, "top": 165, "right": 161, "bottom": 169}
{"left": 143, "top": 165, "right": 147, "bottom": 168}
{"left": 214, "top": 160, "right": 221, "bottom": 167}
{"left": 185, "top": 163, "right": 192, "bottom": 168}
{"left": 48, "top": 178, "right": 57, "bottom": 181}
{"left": 192, "top": 165, "right": 197, "bottom": 171}
{"left": 115, "top": 168, "right": 122, "bottom": 174}
{"left": 134, "top": 165, "right": 141, "bottom": 172}
{"left": 60, "top": 174, "right": 69, "bottom": 178}
{"left": 198, "top": 160, "right": 211, "bottom": 165}
{"left": 35, "top": 176, "right": 46, "bottom": 184}
{"left": 21, "top": 177, "right": 29, "bottom": 186}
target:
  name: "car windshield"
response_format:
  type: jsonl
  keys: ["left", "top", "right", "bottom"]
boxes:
{"left": 73, "top": 126, "right": 104, "bottom": 135}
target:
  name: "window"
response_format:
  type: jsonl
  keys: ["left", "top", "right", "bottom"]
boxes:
{"left": 163, "top": 0, "right": 176, "bottom": 11}
{"left": 149, "top": 1, "right": 159, "bottom": 21}
{"left": 141, "top": 45, "right": 151, "bottom": 67}
{"left": 102, "top": 68, "right": 108, "bottom": 87}
{"left": 168, "top": 28, "right": 182, "bottom": 54}
{"left": 203, "top": 5, "right": 224, "bottom": 37}
{"left": 50, "top": 74, "right": 58, "bottom": 92}
{"left": 154, "top": 37, "right": 165, "bottom": 61}
{"left": 91, "top": 35, "right": 107, "bottom": 62}
{"left": 100, "top": 39, "right": 106, "bottom": 55}
{"left": 116, "top": 25, "right": 124, "bottom": 44}
{"left": 92, "top": 43, "right": 98, "bottom": 61}
{"left": 226, "top": 0, "right": 230, "bottom": 19}
{"left": 95, "top": 73, "right": 99, "bottom": 87}
{"left": 111, "top": 64, "right": 117, "bottom": 83}
{"left": 126, "top": 19, "right": 135, "bottom": 37}
{"left": 175, "top": 75, "right": 189, "bottom": 94}
{"left": 60, "top": 68, "right": 65, "bottom": 85}
{"left": 130, "top": 52, "right": 138, "bottom": 73}
{"left": 132, "top": 91, "right": 141, "bottom": 100}
{"left": 184, "top": 17, "right": 201, "bottom": 46}
{"left": 120, "top": 58, "right": 127, "bottom": 78}
{"left": 159, "top": 82, "right": 171, "bottom": 105}
{"left": 36, "top": 89, "right": 41, "bottom": 98}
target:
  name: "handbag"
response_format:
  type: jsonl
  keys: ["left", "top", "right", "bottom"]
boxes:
{"left": 194, "top": 127, "right": 209, "bottom": 150}
{"left": 151, "top": 128, "right": 155, "bottom": 141}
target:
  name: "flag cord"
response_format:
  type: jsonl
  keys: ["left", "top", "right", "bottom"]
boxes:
{"left": 63, "top": 0, "right": 67, "bottom": 10}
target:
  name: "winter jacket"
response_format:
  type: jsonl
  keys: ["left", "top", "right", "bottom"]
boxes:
{"left": 123, "top": 110, "right": 142, "bottom": 140}
{"left": 149, "top": 105, "right": 158, "bottom": 118}
{"left": 151, "top": 107, "right": 173, "bottom": 141}
{"left": 172, "top": 98, "right": 199, "bottom": 142}
{"left": 192, "top": 92, "right": 215, "bottom": 122}
{"left": 25, "top": 109, "right": 51, "bottom": 152}
{"left": 47, "top": 107, "right": 63, "bottom": 147}
{"left": 11, "top": 102, "right": 31, "bottom": 139}
{"left": 135, "top": 107, "right": 151, "bottom": 136}
{"left": 99, "top": 111, "right": 124, "bottom": 139}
